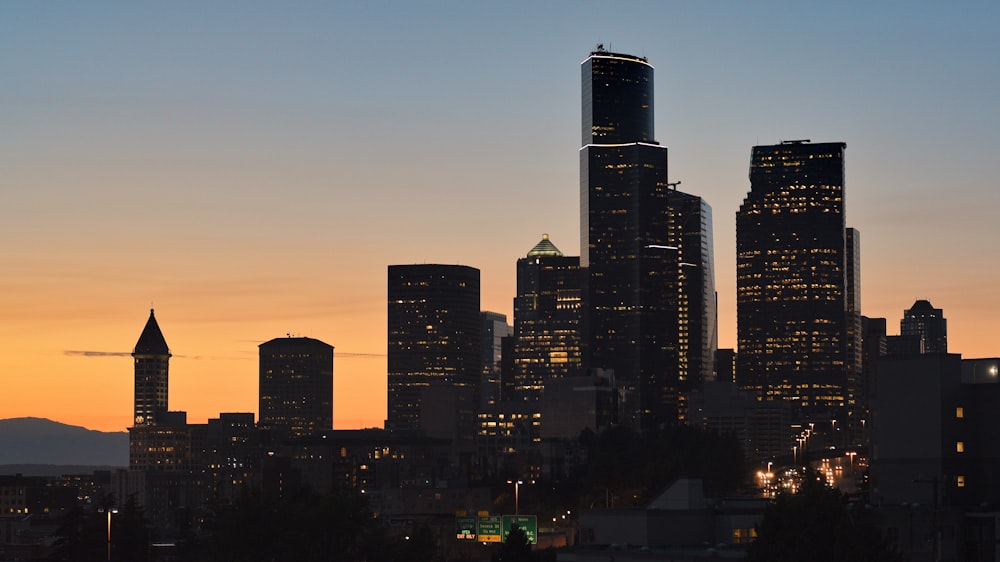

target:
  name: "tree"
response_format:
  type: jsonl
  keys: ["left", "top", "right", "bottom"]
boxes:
{"left": 48, "top": 506, "right": 105, "bottom": 561}
{"left": 492, "top": 524, "right": 532, "bottom": 562}
{"left": 746, "top": 470, "right": 904, "bottom": 562}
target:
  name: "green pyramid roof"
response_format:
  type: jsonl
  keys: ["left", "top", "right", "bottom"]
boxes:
{"left": 526, "top": 234, "right": 563, "bottom": 257}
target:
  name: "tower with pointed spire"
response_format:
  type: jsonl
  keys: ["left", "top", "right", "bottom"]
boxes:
{"left": 132, "top": 308, "right": 171, "bottom": 427}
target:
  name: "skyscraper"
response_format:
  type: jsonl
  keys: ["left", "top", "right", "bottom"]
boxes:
{"left": 258, "top": 336, "right": 334, "bottom": 439}
{"left": 736, "top": 140, "right": 861, "bottom": 430}
{"left": 580, "top": 47, "right": 716, "bottom": 430}
{"left": 480, "top": 311, "right": 511, "bottom": 408}
{"left": 901, "top": 299, "right": 948, "bottom": 353}
{"left": 387, "top": 264, "right": 481, "bottom": 446}
{"left": 513, "top": 234, "right": 582, "bottom": 402}
{"left": 132, "top": 309, "right": 170, "bottom": 427}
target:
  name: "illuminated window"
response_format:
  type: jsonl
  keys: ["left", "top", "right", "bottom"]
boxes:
{"left": 957, "top": 475, "right": 966, "bottom": 488}
{"left": 956, "top": 441, "right": 965, "bottom": 453}
{"left": 956, "top": 407, "right": 964, "bottom": 419}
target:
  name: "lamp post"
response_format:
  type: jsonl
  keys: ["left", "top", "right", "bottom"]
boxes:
{"left": 507, "top": 480, "right": 523, "bottom": 515}
{"left": 846, "top": 450, "right": 857, "bottom": 471}
{"left": 99, "top": 507, "right": 118, "bottom": 561}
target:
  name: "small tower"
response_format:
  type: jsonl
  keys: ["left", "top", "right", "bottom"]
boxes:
{"left": 132, "top": 309, "right": 171, "bottom": 427}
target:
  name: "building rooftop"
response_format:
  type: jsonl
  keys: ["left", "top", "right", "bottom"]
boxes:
{"left": 526, "top": 234, "right": 564, "bottom": 258}
{"left": 133, "top": 309, "right": 170, "bottom": 356}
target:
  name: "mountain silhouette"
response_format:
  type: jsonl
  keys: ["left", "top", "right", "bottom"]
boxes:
{"left": 0, "top": 417, "right": 128, "bottom": 467}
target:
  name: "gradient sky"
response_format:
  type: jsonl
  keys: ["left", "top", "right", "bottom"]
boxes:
{"left": 3, "top": 2, "right": 998, "bottom": 432}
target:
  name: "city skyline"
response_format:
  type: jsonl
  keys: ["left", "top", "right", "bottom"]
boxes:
{"left": 3, "top": 2, "right": 999, "bottom": 432}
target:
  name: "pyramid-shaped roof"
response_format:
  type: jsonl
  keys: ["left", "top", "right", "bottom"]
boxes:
{"left": 526, "top": 234, "right": 563, "bottom": 257}
{"left": 909, "top": 299, "right": 936, "bottom": 312}
{"left": 133, "top": 309, "right": 170, "bottom": 356}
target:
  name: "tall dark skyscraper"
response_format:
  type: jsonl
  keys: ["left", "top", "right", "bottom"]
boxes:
{"left": 387, "top": 264, "right": 481, "bottom": 445}
{"left": 258, "top": 336, "right": 334, "bottom": 438}
{"left": 901, "top": 299, "right": 948, "bottom": 353}
{"left": 581, "top": 47, "right": 716, "bottom": 430}
{"left": 132, "top": 309, "right": 170, "bottom": 427}
{"left": 513, "top": 234, "right": 582, "bottom": 403}
{"left": 736, "top": 140, "right": 861, "bottom": 430}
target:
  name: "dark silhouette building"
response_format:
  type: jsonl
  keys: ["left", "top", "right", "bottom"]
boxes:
{"left": 901, "top": 299, "right": 948, "bottom": 354}
{"left": 580, "top": 47, "right": 716, "bottom": 430}
{"left": 132, "top": 309, "right": 170, "bottom": 427}
{"left": 513, "top": 234, "right": 582, "bottom": 403}
{"left": 480, "top": 311, "right": 510, "bottom": 408}
{"left": 258, "top": 336, "right": 334, "bottom": 439}
{"left": 129, "top": 310, "right": 190, "bottom": 471}
{"left": 387, "top": 264, "right": 481, "bottom": 449}
{"left": 736, "top": 140, "right": 861, "bottom": 436}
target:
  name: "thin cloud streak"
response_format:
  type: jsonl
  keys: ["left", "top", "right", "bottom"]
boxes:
{"left": 64, "top": 350, "right": 210, "bottom": 360}
{"left": 64, "top": 350, "right": 130, "bottom": 357}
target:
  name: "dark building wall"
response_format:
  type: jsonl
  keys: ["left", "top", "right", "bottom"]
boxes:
{"left": 258, "top": 336, "right": 334, "bottom": 438}
{"left": 869, "top": 354, "right": 967, "bottom": 506}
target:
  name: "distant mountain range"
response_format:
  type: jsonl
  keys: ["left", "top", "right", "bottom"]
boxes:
{"left": 0, "top": 417, "right": 128, "bottom": 469}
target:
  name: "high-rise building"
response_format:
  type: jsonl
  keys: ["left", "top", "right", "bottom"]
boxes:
{"left": 480, "top": 311, "right": 511, "bottom": 408}
{"left": 513, "top": 234, "right": 582, "bottom": 402}
{"left": 736, "top": 140, "right": 861, "bottom": 431}
{"left": 901, "top": 299, "right": 948, "bottom": 353}
{"left": 258, "top": 336, "right": 334, "bottom": 439}
{"left": 128, "top": 310, "right": 191, "bottom": 477}
{"left": 387, "top": 264, "right": 481, "bottom": 447}
{"left": 580, "top": 47, "right": 716, "bottom": 430}
{"left": 132, "top": 309, "right": 171, "bottom": 427}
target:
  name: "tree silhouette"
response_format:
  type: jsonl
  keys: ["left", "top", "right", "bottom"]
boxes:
{"left": 48, "top": 506, "right": 104, "bottom": 561}
{"left": 746, "top": 469, "right": 903, "bottom": 562}
{"left": 492, "top": 523, "right": 532, "bottom": 562}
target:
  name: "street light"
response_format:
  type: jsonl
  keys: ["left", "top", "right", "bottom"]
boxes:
{"left": 98, "top": 507, "right": 118, "bottom": 561}
{"left": 507, "top": 480, "right": 524, "bottom": 515}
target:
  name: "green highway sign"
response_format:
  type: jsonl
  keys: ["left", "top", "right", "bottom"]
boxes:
{"left": 502, "top": 515, "right": 538, "bottom": 544}
{"left": 478, "top": 515, "right": 504, "bottom": 543}
{"left": 455, "top": 515, "right": 478, "bottom": 540}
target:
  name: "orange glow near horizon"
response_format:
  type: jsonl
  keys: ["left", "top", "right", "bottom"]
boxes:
{"left": 4, "top": 266, "right": 1000, "bottom": 433}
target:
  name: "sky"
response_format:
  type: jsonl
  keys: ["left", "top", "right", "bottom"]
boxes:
{"left": 3, "top": 2, "right": 999, "bottom": 432}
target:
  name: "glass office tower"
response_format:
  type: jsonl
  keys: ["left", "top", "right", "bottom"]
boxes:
{"left": 736, "top": 140, "right": 860, "bottom": 432}
{"left": 581, "top": 48, "right": 716, "bottom": 430}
